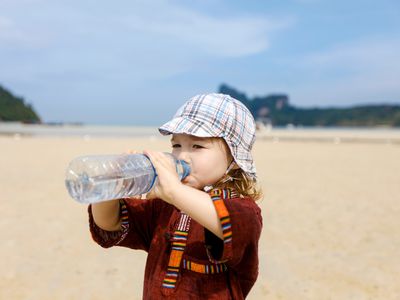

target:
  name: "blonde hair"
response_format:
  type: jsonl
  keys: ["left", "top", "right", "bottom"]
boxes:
{"left": 214, "top": 169, "right": 263, "bottom": 201}
{"left": 211, "top": 138, "right": 263, "bottom": 201}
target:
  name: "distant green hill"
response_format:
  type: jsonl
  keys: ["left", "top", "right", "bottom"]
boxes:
{"left": 0, "top": 85, "right": 41, "bottom": 123}
{"left": 219, "top": 84, "right": 400, "bottom": 127}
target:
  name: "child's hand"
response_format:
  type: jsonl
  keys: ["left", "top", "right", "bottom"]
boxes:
{"left": 123, "top": 149, "right": 139, "bottom": 155}
{"left": 143, "top": 150, "right": 182, "bottom": 204}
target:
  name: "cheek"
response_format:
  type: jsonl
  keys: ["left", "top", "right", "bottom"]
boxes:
{"left": 190, "top": 154, "right": 210, "bottom": 173}
{"left": 196, "top": 151, "right": 227, "bottom": 174}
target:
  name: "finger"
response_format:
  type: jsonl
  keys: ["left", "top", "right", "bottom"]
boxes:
{"left": 145, "top": 190, "right": 157, "bottom": 199}
{"left": 144, "top": 150, "right": 176, "bottom": 174}
{"left": 144, "top": 150, "right": 166, "bottom": 165}
{"left": 123, "top": 149, "right": 140, "bottom": 155}
{"left": 143, "top": 150, "right": 162, "bottom": 170}
{"left": 143, "top": 149, "right": 156, "bottom": 163}
{"left": 155, "top": 153, "right": 176, "bottom": 172}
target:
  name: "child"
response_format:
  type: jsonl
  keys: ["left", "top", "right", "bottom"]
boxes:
{"left": 89, "top": 93, "right": 263, "bottom": 299}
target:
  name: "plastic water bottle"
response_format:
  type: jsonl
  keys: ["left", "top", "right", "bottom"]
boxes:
{"left": 65, "top": 153, "right": 190, "bottom": 204}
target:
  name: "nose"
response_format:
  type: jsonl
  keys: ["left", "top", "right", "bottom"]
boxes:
{"left": 176, "top": 150, "right": 190, "bottom": 164}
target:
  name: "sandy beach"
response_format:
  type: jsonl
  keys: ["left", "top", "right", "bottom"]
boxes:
{"left": 1, "top": 132, "right": 399, "bottom": 299}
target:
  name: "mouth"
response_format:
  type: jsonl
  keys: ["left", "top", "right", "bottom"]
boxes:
{"left": 181, "top": 175, "right": 196, "bottom": 187}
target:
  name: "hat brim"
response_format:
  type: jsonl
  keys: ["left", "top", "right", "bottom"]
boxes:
{"left": 159, "top": 116, "right": 221, "bottom": 138}
{"left": 159, "top": 117, "right": 257, "bottom": 179}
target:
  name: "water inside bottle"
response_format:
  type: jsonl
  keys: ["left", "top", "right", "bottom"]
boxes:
{"left": 65, "top": 172, "right": 154, "bottom": 204}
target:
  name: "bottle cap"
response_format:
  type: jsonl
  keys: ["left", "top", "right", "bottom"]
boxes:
{"left": 180, "top": 160, "right": 191, "bottom": 179}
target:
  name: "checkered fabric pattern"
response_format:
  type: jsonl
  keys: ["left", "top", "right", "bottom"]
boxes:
{"left": 159, "top": 93, "right": 257, "bottom": 179}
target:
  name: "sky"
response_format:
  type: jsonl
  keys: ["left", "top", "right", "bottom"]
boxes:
{"left": 0, "top": 0, "right": 399, "bottom": 125}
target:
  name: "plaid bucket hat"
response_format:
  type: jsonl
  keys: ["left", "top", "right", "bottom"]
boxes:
{"left": 158, "top": 93, "right": 257, "bottom": 179}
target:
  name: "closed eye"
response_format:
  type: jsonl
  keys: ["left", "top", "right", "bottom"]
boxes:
{"left": 193, "top": 144, "right": 204, "bottom": 149}
{"left": 172, "top": 144, "right": 181, "bottom": 148}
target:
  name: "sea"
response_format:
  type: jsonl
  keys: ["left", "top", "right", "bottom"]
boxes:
{"left": 0, "top": 122, "right": 160, "bottom": 138}
{"left": 1, "top": 122, "right": 400, "bottom": 144}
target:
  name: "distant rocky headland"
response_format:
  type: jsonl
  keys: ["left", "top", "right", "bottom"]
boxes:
{"left": 219, "top": 84, "right": 400, "bottom": 127}
{"left": 2, "top": 82, "right": 400, "bottom": 127}
{"left": 0, "top": 85, "right": 41, "bottom": 123}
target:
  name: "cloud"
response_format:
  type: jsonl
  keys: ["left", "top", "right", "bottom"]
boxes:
{"left": 0, "top": 0, "right": 291, "bottom": 84}
{"left": 0, "top": 0, "right": 294, "bottom": 123}
{"left": 0, "top": 17, "right": 32, "bottom": 46}
{"left": 119, "top": 4, "right": 291, "bottom": 57}
{"left": 288, "top": 37, "right": 400, "bottom": 106}
{"left": 0, "top": 1, "right": 288, "bottom": 57}
{"left": 301, "top": 38, "right": 400, "bottom": 71}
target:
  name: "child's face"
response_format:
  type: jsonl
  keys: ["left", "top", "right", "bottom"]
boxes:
{"left": 171, "top": 134, "right": 232, "bottom": 190}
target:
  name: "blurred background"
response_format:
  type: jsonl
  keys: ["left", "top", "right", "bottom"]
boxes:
{"left": 1, "top": 0, "right": 399, "bottom": 127}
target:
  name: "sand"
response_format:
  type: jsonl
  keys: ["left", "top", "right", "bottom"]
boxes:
{"left": 1, "top": 133, "right": 399, "bottom": 299}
